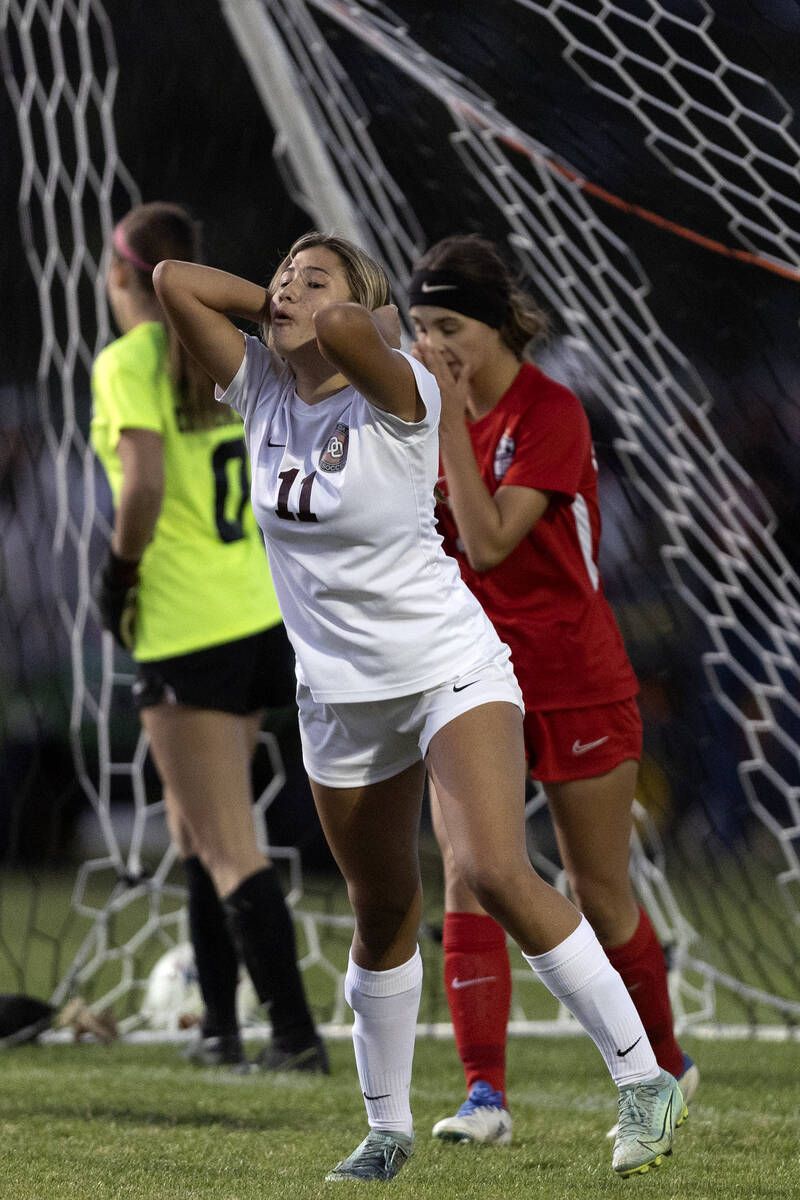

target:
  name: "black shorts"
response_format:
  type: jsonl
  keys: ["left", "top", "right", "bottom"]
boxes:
{"left": 133, "top": 624, "right": 296, "bottom": 715}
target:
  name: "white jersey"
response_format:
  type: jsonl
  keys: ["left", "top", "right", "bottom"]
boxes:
{"left": 218, "top": 333, "right": 509, "bottom": 702}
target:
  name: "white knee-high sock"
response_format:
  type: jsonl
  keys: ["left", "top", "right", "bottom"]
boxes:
{"left": 523, "top": 916, "right": 660, "bottom": 1086}
{"left": 344, "top": 947, "right": 422, "bottom": 1136}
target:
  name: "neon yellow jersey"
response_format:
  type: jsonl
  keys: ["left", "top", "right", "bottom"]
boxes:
{"left": 90, "top": 321, "right": 282, "bottom": 661}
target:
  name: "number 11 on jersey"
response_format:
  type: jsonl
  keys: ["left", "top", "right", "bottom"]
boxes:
{"left": 275, "top": 468, "right": 318, "bottom": 522}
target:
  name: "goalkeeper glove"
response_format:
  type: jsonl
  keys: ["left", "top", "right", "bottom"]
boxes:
{"left": 95, "top": 547, "right": 140, "bottom": 651}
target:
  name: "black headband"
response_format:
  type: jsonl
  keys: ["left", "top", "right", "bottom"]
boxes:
{"left": 407, "top": 269, "right": 509, "bottom": 329}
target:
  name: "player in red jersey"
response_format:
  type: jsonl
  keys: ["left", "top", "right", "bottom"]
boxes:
{"left": 408, "top": 234, "right": 698, "bottom": 1146}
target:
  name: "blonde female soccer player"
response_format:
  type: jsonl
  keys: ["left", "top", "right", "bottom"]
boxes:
{"left": 153, "top": 230, "right": 686, "bottom": 1182}
{"left": 91, "top": 202, "right": 326, "bottom": 1074}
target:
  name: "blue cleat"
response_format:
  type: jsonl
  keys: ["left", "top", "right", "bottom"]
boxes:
{"left": 432, "top": 1080, "right": 512, "bottom": 1145}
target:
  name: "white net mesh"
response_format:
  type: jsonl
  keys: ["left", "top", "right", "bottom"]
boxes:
{"left": 2, "top": 0, "right": 141, "bottom": 1004}
{"left": 3, "top": 0, "right": 799, "bottom": 1035}
{"left": 1, "top": 0, "right": 353, "bottom": 1030}
{"left": 521, "top": 0, "right": 800, "bottom": 267}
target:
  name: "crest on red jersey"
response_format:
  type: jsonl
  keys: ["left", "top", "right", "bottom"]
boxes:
{"left": 319, "top": 422, "right": 349, "bottom": 473}
{"left": 494, "top": 431, "right": 515, "bottom": 481}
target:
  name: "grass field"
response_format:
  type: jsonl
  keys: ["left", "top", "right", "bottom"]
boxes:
{"left": 4, "top": 842, "right": 799, "bottom": 1032}
{"left": 1, "top": 1034, "right": 798, "bottom": 1199}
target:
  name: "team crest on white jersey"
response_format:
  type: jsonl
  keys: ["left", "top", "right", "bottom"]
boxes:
{"left": 494, "top": 431, "right": 515, "bottom": 481}
{"left": 319, "top": 422, "right": 349, "bottom": 473}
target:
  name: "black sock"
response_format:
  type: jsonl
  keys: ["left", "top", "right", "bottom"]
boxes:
{"left": 183, "top": 855, "right": 239, "bottom": 1039}
{"left": 223, "top": 865, "right": 316, "bottom": 1051}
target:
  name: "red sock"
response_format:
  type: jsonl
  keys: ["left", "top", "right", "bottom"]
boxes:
{"left": 605, "top": 907, "right": 684, "bottom": 1077}
{"left": 443, "top": 912, "right": 511, "bottom": 1105}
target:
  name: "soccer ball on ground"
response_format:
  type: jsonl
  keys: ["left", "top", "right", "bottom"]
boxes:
{"left": 141, "top": 943, "right": 203, "bottom": 1031}
{"left": 141, "top": 942, "right": 263, "bottom": 1030}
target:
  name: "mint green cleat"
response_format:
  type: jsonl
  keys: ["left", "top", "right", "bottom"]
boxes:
{"left": 325, "top": 1129, "right": 414, "bottom": 1182}
{"left": 606, "top": 1052, "right": 699, "bottom": 1139}
{"left": 612, "top": 1070, "right": 687, "bottom": 1177}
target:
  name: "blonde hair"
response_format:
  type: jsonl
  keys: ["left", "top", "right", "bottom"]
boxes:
{"left": 414, "top": 234, "right": 549, "bottom": 358}
{"left": 116, "top": 202, "right": 233, "bottom": 431}
{"left": 265, "top": 231, "right": 390, "bottom": 343}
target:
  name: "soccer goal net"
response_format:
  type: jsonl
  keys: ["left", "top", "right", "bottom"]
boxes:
{"left": 2, "top": 0, "right": 799, "bottom": 1039}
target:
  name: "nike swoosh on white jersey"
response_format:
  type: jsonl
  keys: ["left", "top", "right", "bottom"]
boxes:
{"left": 571, "top": 736, "right": 610, "bottom": 755}
{"left": 421, "top": 281, "right": 457, "bottom": 292}
{"left": 451, "top": 975, "right": 497, "bottom": 990}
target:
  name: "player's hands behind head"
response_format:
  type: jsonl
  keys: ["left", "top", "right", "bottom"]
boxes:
{"left": 94, "top": 547, "right": 140, "bottom": 651}
{"left": 372, "top": 304, "right": 402, "bottom": 349}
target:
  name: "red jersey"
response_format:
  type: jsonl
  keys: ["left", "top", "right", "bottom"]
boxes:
{"left": 435, "top": 363, "right": 638, "bottom": 711}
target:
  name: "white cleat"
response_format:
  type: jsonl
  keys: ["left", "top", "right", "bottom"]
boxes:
{"left": 432, "top": 1080, "right": 512, "bottom": 1145}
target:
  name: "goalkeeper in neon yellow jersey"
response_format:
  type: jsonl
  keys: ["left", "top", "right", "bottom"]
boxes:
{"left": 90, "top": 201, "right": 327, "bottom": 1074}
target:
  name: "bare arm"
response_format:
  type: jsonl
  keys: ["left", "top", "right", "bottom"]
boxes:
{"left": 112, "top": 429, "right": 165, "bottom": 559}
{"left": 152, "top": 260, "right": 268, "bottom": 390}
{"left": 416, "top": 343, "right": 549, "bottom": 573}
{"left": 439, "top": 416, "right": 550, "bottom": 573}
{"left": 313, "top": 302, "right": 423, "bottom": 422}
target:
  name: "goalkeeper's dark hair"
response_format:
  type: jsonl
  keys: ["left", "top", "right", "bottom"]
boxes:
{"left": 115, "top": 202, "right": 233, "bottom": 430}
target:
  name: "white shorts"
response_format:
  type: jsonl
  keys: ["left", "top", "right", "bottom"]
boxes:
{"left": 297, "top": 654, "right": 524, "bottom": 788}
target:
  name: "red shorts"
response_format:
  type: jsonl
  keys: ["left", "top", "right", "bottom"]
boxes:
{"left": 523, "top": 696, "right": 642, "bottom": 783}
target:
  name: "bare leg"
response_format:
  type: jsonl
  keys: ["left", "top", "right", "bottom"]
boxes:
{"left": 430, "top": 778, "right": 511, "bottom": 1109}
{"left": 311, "top": 760, "right": 426, "bottom": 970}
{"left": 430, "top": 778, "right": 485, "bottom": 914}
{"left": 142, "top": 704, "right": 267, "bottom": 896}
{"left": 143, "top": 703, "right": 318, "bottom": 1055}
{"left": 312, "top": 762, "right": 426, "bottom": 1141}
{"left": 141, "top": 705, "right": 263, "bottom": 1053}
{"left": 428, "top": 703, "right": 579, "bottom": 952}
{"left": 547, "top": 761, "right": 685, "bottom": 1076}
{"left": 545, "top": 760, "right": 640, "bottom": 946}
